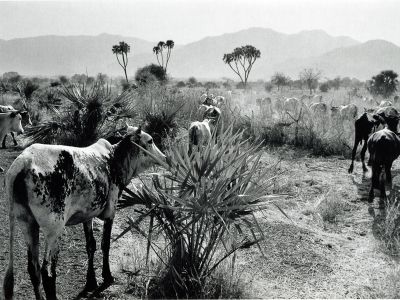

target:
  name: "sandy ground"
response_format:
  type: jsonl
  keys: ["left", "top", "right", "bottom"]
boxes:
{"left": 0, "top": 144, "right": 398, "bottom": 299}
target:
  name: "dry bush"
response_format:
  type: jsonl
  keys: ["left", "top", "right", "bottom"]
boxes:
{"left": 315, "top": 190, "right": 346, "bottom": 223}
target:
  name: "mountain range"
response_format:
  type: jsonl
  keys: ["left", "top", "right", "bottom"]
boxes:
{"left": 1, "top": 28, "right": 399, "bottom": 80}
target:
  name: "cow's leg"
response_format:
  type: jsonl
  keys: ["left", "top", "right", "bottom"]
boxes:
{"left": 41, "top": 232, "right": 61, "bottom": 300}
{"left": 360, "top": 138, "right": 369, "bottom": 172}
{"left": 379, "top": 169, "right": 387, "bottom": 208}
{"left": 101, "top": 218, "right": 114, "bottom": 285}
{"left": 11, "top": 132, "right": 18, "bottom": 146}
{"left": 369, "top": 164, "right": 382, "bottom": 203}
{"left": 385, "top": 161, "right": 393, "bottom": 187}
{"left": 348, "top": 137, "right": 360, "bottom": 173}
{"left": 83, "top": 220, "right": 98, "bottom": 291}
{"left": 20, "top": 219, "right": 42, "bottom": 300}
{"left": 0, "top": 131, "right": 6, "bottom": 149}
{"left": 2, "top": 134, "right": 7, "bottom": 149}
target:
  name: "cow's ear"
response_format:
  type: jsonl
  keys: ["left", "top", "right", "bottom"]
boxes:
{"left": 136, "top": 125, "right": 142, "bottom": 136}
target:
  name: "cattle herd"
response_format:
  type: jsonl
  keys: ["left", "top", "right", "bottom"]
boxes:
{"left": 1, "top": 91, "right": 400, "bottom": 299}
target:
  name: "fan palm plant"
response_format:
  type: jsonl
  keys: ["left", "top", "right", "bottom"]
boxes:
{"left": 25, "top": 82, "right": 137, "bottom": 146}
{"left": 117, "top": 126, "right": 284, "bottom": 298}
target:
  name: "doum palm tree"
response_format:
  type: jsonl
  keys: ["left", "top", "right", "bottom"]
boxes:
{"left": 112, "top": 41, "right": 130, "bottom": 83}
{"left": 153, "top": 40, "right": 175, "bottom": 74}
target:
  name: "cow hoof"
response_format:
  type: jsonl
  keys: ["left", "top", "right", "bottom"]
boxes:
{"left": 348, "top": 166, "right": 353, "bottom": 174}
{"left": 103, "top": 275, "right": 114, "bottom": 286}
{"left": 84, "top": 279, "right": 98, "bottom": 291}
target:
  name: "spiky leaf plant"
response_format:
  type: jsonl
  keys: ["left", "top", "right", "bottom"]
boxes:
{"left": 25, "top": 82, "right": 137, "bottom": 146}
{"left": 118, "top": 126, "right": 283, "bottom": 298}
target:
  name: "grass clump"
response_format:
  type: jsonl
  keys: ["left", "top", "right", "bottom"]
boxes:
{"left": 316, "top": 190, "right": 346, "bottom": 223}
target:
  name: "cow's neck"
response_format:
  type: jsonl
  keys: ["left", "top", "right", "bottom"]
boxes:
{"left": 110, "top": 137, "right": 141, "bottom": 191}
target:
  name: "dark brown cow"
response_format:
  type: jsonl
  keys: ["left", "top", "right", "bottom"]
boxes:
{"left": 367, "top": 128, "right": 400, "bottom": 204}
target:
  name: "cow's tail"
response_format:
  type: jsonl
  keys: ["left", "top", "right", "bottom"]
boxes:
{"left": 188, "top": 125, "right": 199, "bottom": 155}
{"left": 3, "top": 170, "right": 17, "bottom": 300}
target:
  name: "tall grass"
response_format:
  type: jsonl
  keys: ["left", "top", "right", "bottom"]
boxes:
{"left": 117, "top": 126, "right": 283, "bottom": 298}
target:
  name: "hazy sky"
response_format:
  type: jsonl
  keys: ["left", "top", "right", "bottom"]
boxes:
{"left": 1, "top": 0, "right": 400, "bottom": 45}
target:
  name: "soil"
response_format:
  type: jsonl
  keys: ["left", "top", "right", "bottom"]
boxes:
{"left": 0, "top": 144, "right": 398, "bottom": 299}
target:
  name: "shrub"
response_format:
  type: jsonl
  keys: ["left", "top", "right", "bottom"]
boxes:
{"left": 118, "top": 126, "right": 282, "bottom": 298}
{"left": 135, "top": 64, "right": 166, "bottom": 85}
{"left": 265, "top": 82, "right": 273, "bottom": 92}
{"left": 204, "top": 81, "right": 219, "bottom": 89}
{"left": 319, "top": 82, "right": 330, "bottom": 93}
{"left": 143, "top": 108, "right": 180, "bottom": 151}
{"left": 175, "top": 81, "right": 186, "bottom": 88}
{"left": 25, "top": 82, "right": 136, "bottom": 146}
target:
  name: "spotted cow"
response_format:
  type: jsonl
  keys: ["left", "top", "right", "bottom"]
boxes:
{"left": 3, "top": 126, "right": 166, "bottom": 300}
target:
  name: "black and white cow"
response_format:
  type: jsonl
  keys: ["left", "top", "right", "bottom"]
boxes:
{"left": 3, "top": 126, "right": 166, "bottom": 300}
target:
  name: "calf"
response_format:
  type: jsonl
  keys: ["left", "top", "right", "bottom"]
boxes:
{"left": 0, "top": 105, "right": 32, "bottom": 148}
{"left": 367, "top": 128, "right": 400, "bottom": 204}
{"left": 189, "top": 106, "right": 221, "bottom": 154}
{"left": 0, "top": 112, "right": 25, "bottom": 148}
{"left": 3, "top": 126, "right": 166, "bottom": 300}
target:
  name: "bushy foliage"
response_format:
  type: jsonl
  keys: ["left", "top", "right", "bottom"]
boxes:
{"left": 25, "top": 82, "right": 136, "bottom": 146}
{"left": 117, "top": 126, "right": 282, "bottom": 298}
{"left": 135, "top": 64, "right": 166, "bottom": 85}
{"left": 319, "top": 82, "right": 330, "bottom": 93}
{"left": 367, "top": 70, "right": 398, "bottom": 99}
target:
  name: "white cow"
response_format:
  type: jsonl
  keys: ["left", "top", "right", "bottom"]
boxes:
{"left": 331, "top": 104, "right": 358, "bottom": 121}
{"left": 0, "top": 111, "right": 25, "bottom": 148}
{"left": 0, "top": 105, "right": 31, "bottom": 148}
{"left": 3, "top": 126, "right": 166, "bottom": 300}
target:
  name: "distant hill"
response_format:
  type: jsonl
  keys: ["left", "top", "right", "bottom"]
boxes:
{"left": 275, "top": 40, "right": 400, "bottom": 80}
{"left": 1, "top": 28, "right": 399, "bottom": 80}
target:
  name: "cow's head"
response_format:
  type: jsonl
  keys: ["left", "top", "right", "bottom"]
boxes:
{"left": 203, "top": 106, "right": 221, "bottom": 123}
{"left": 125, "top": 125, "right": 166, "bottom": 172}
{"left": 9, "top": 112, "right": 24, "bottom": 135}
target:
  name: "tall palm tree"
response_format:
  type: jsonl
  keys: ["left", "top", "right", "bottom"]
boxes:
{"left": 153, "top": 40, "right": 175, "bottom": 74}
{"left": 112, "top": 41, "right": 131, "bottom": 83}
{"left": 164, "top": 40, "right": 175, "bottom": 73}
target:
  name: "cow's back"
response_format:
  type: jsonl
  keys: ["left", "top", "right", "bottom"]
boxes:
{"left": 368, "top": 129, "right": 400, "bottom": 163}
{"left": 8, "top": 139, "right": 115, "bottom": 226}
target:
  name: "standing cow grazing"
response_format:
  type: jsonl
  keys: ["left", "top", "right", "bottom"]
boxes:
{"left": 3, "top": 126, "right": 166, "bottom": 300}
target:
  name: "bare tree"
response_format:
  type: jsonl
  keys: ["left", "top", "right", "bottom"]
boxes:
{"left": 112, "top": 41, "right": 130, "bottom": 83}
{"left": 299, "top": 68, "right": 322, "bottom": 95}
{"left": 223, "top": 45, "right": 261, "bottom": 88}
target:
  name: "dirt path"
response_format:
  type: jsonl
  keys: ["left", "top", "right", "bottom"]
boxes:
{"left": 0, "top": 146, "right": 398, "bottom": 299}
